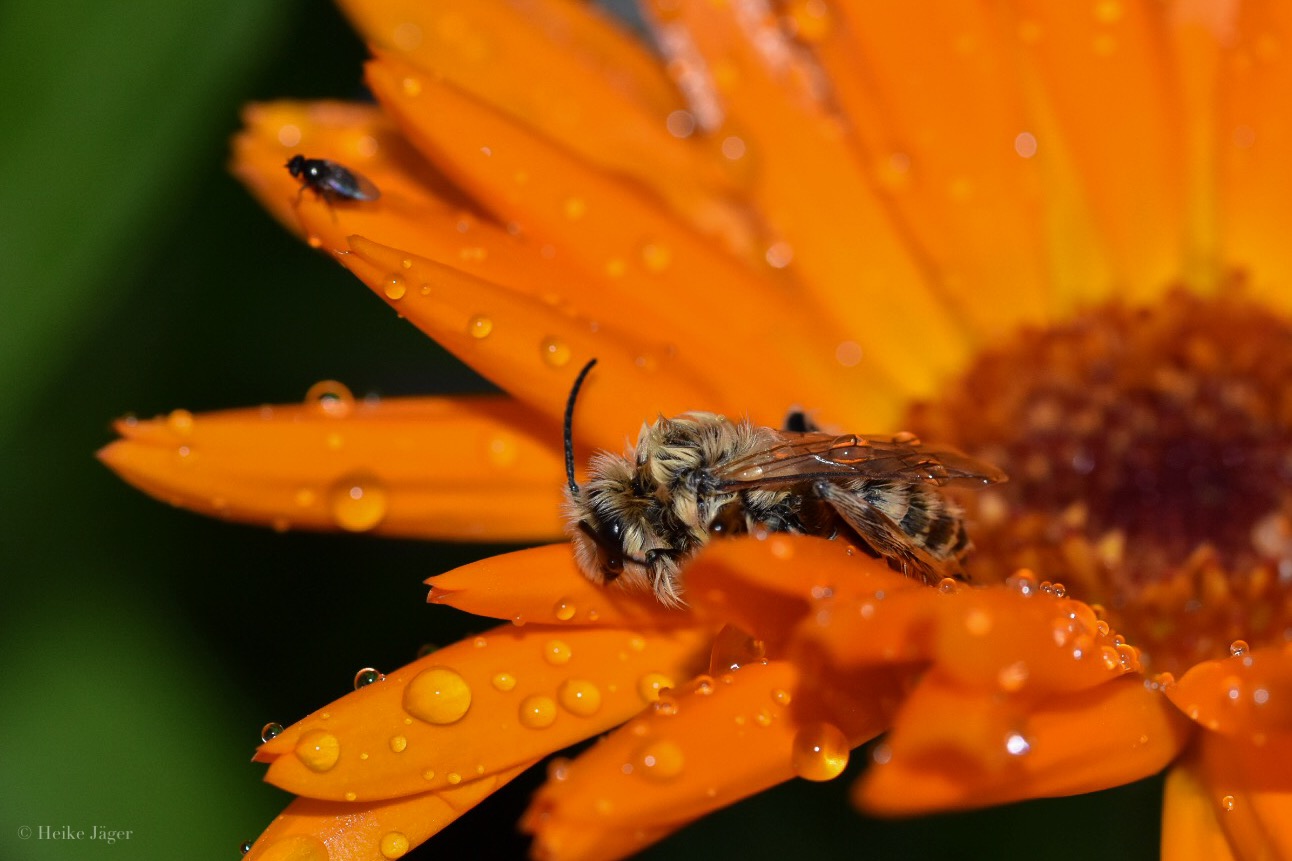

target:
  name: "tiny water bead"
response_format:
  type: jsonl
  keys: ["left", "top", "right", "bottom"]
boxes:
{"left": 1005, "top": 732, "right": 1032, "bottom": 756}
{"left": 518, "top": 695, "right": 557, "bottom": 729}
{"left": 553, "top": 598, "right": 577, "bottom": 621}
{"left": 1222, "top": 794, "right": 1236, "bottom": 812}
{"left": 791, "top": 723, "right": 850, "bottom": 781}
{"left": 1230, "top": 639, "right": 1251, "bottom": 657}
{"left": 388, "top": 735, "right": 408, "bottom": 753}
{"left": 543, "top": 639, "right": 573, "bottom": 665}
{"left": 467, "top": 315, "right": 493, "bottom": 339}
{"left": 557, "top": 679, "right": 603, "bottom": 717}
{"left": 166, "top": 408, "right": 194, "bottom": 436}
{"left": 327, "top": 473, "right": 389, "bottom": 532}
{"left": 384, "top": 275, "right": 407, "bottom": 300}
{"left": 294, "top": 730, "right": 341, "bottom": 773}
{"left": 305, "top": 380, "right": 355, "bottom": 418}
{"left": 403, "top": 667, "right": 472, "bottom": 725}
{"left": 260, "top": 722, "right": 284, "bottom": 743}
{"left": 637, "top": 672, "right": 675, "bottom": 703}
{"left": 379, "top": 831, "right": 410, "bottom": 859}
{"left": 637, "top": 739, "right": 685, "bottom": 781}
{"left": 354, "top": 667, "right": 384, "bottom": 690}
{"left": 239, "top": 839, "right": 253, "bottom": 855}
{"left": 540, "top": 337, "right": 572, "bottom": 368}
{"left": 491, "top": 672, "right": 517, "bottom": 692}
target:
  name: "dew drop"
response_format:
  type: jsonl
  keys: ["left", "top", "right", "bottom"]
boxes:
{"left": 380, "top": 831, "right": 410, "bottom": 859}
{"left": 937, "top": 577, "right": 960, "bottom": 594}
{"left": 558, "top": 679, "right": 603, "bottom": 716}
{"left": 637, "top": 739, "right": 685, "bottom": 780}
{"left": 548, "top": 757, "right": 572, "bottom": 781}
{"left": 384, "top": 276, "right": 407, "bottom": 300}
{"left": 553, "top": 598, "right": 577, "bottom": 621}
{"left": 1007, "top": 570, "right": 1038, "bottom": 595}
{"left": 491, "top": 672, "right": 517, "bottom": 692}
{"left": 403, "top": 667, "right": 472, "bottom": 725}
{"left": 692, "top": 675, "right": 715, "bottom": 696}
{"left": 540, "top": 337, "right": 572, "bottom": 368}
{"left": 771, "top": 688, "right": 792, "bottom": 706}
{"left": 791, "top": 723, "right": 849, "bottom": 781}
{"left": 834, "top": 340, "right": 863, "bottom": 367}
{"left": 354, "top": 667, "right": 385, "bottom": 690}
{"left": 518, "top": 694, "right": 557, "bottom": 728}
{"left": 1005, "top": 732, "right": 1032, "bottom": 756}
{"left": 327, "top": 473, "right": 388, "bottom": 532}
{"left": 239, "top": 838, "right": 253, "bottom": 855}
{"left": 167, "top": 408, "right": 194, "bottom": 437}
{"left": 637, "top": 672, "right": 674, "bottom": 703}
{"left": 467, "top": 315, "right": 493, "bottom": 339}
{"left": 305, "top": 380, "right": 355, "bottom": 417}
{"left": 765, "top": 241, "right": 794, "bottom": 269}
{"left": 260, "top": 722, "right": 283, "bottom": 743}
{"left": 1230, "top": 639, "right": 1251, "bottom": 657}
{"left": 294, "top": 730, "right": 341, "bottom": 772}
{"left": 389, "top": 735, "right": 408, "bottom": 754}
{"left": 543, "top": 639, "right": 573, "bottom": 665}
{"left": 1221, "top": 794, "right": 1236, "bottom": 812}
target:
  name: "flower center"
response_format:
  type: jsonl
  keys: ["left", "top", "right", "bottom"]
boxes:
{"left": 907, "top": 286, "right": 1292, "bottom": 675}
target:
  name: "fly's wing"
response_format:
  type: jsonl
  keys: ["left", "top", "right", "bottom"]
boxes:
{"left": 713, "top": 431, "right": 1007, "bottom": 490}
{"left": 322, "top": 161, "right": 382, "bottom": 201}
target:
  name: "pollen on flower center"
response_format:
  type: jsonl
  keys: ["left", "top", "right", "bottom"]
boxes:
{"left": 908, "top": 285, "right": 1292, "bottom": 675}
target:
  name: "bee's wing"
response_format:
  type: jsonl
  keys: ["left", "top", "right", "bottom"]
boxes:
{"left": 713, "top": 431, "right": 1006, "bottom": 490}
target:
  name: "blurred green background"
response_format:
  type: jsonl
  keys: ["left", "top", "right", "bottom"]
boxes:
{"left": 0, "top": 1, "right": 1161, "bottom": 859}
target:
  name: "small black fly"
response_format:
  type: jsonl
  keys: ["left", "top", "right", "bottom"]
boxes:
{"left": 285, "top": 154, "right": 381, "bottom": 203}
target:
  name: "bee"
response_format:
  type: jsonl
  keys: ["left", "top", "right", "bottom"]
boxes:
{"left": 285, "top": 154, "right": 381, "bottom": 203}
{"left": 564, "top": 360, "right": 1006, "bottom": 607}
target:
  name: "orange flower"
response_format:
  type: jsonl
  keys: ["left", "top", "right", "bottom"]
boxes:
{"left": 99, "top": 2, "right": 1292, "bottom": 859}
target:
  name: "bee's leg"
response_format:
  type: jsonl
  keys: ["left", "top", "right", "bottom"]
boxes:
{"left": 645, "top": 549, "right": 686, "bottom": 607}
{"left": 782, "top": 409, "right": 821, "bottom": 433}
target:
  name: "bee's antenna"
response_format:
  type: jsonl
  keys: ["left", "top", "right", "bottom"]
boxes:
{"left": 565, "top": 358, "right": 598, "bottom": 497}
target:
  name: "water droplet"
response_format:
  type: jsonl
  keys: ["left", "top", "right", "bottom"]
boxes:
{"left": 260, "top": 722, "right": 284, "bottom": 743}
{"left": 709, "top": 624, "right": 766, "bottom": 673}
{"left": 327, "top": 473, "right": 389, "bottom": 532}
{"left": 384, "top": 275, "right": 407, "bottom": 300}
{"left": 997, "top": 661, "right": 1029, "bottom": 692}
{"left": 1007, "top": 570, "right": 1038, "bottom": 595}
{"left": 380, "top": 831, "right": 410, "bottom": 858}
{"left": 640, "top": 241, "right": 672, "bottom": 272}
{"left": 403, "top": 667, "right": 472, "bottom": 725}
{"left": 791, "top": 723, "right": 849, "bottom": 781}
{"left": 1013, "top": 131, "right": 1038, "bottom": 158}
{"left": 558, "top": 679, "right": 602, "bottom": 716}
{"left": 1221, "top": 794, "right": 1236, "bottom": 812}
{"left": 543, "top": 639, "right": 573, "bottom": 665}
{"left": 1230, "top": 639, "right": 1251, "bottom": 657}
{"left": 467, "top": 315, "right": 493, "bottom": 339}
{"left": 491, "top": 672, "right": 517, "bottom": 692}
{"left": 239, "top": 839, "right": 253, "bottom": 855}
{"left": 294, "top": 730, "right": 341, "bottom": 772}
{"left": 553, "top": 598, "right": 576, "bottom": 621}
{"left": 692, "top": 675, "right": 715, "bottom": 696}
{"left": 666, "top": 110, "right": 696, "bottom": 138}
{"left": 937, "top": 577, "right": 960, "bottom": 594}
{"left": 354, "top": 667, "right": 384, "bottom": 690}
{"left": 416, "top": 643, "right": 439, "bottom": 659}
{"left": 389, "top": 735, "right": 408, "bottom": 753}
{"left": 1050, "top": 582, "right": 1067, "bottom": 598}
{"left": 518, "top": 694, "right": 557, "bottom": 728}
{"left": 540, "top": 337, "right": 572, "bottom": 368}
{"left": 637, "top": 739, "right": 685, "bottom": 780}
{"left": 765, "top": 241, "right": 794, "bottom": 269}
{"left": 167, "top": 408, "right": 194, "bottom": 437}
{"left": 771, "top": 688, "right": 792, "bottom": 706}
{"left": 303, "top": 381, "right": 355, "bottom": 418}
{"left": 1005, "top": 732, "right": 1031, "bottom": 756}
{"left": 548, "top": 757, "right": 572, "bottom": 781}
{"left": 637, "top": 672, "right": 674, "bottom": 703}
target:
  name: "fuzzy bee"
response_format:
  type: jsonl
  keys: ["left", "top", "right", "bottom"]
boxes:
{"left": 564, "top": 360, "right": 1007, "bottom": 607}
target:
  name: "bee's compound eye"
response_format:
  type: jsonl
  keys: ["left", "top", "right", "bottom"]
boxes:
{"left": 602, "top": 552, "right": 624, "bottom": 578}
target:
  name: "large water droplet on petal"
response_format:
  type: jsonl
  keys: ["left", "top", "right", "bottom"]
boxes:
{"left": 294, "top": 730, "right": 341, "bottom": 772}
{"left": 354, "top": 667, "right": 385, "bottom": 690}
{"left": 379, "top": 831, "right": 410, "bottom": 859}
{"left": 558, "top": 679, "right": 602, "bottom": 717}
{"left": 518, "top": 695, "right": 557, "bottom": 728}
{"left": 467, "top": 315, "right": 493, "bottom": 339}
{"left": 791, "top": 723, "right": 849, "bottom": 781}
{"left": 403, "top": 667, "right": 472, "bottom": 725}
{"left": 328, "top": 473, "right": 388, "bottom": 532}
{"left": 540, "top": 337, "right": 572, "bottom": 368}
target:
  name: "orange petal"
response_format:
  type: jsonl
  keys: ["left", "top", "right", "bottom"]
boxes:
{"left": 644, "top": 0, "right": 973, "bottom": 404}
{"left": 812, "top": 4, "right": 1053, "bottom": 333}
{"left": 1162, "top": 757, "right": 1238, "bottom": 861}
{"left": 246, "top": 762, "right": 533, "bottom": 861}
{"left": 1196, "top": 727, "right": 1292, "bottom": 858}
{"left": 1167, "top": 646, "right": 1292, "bottom": 735}
{"left": 336, "top": 234, "right": 737, "bottom": 447}
{"left": 363, "top": 52, "right": 877, "bottom": 428}
{"left": 525, "top": 660, "right": 892, "bottom": 861}
{"left": 257, "top": 623, "right": 710, "bottom": 801}
{"left": 234, "top": 100, "right": 601, "bottom": 302}
{"left": 681, "top": 534, "right": 919, "bottom": 644}
{"left": 857, "top": 673, "right": 1192, "bottom": 814}
{"left": 98, "top": 395, "right": 566, "bottom": 541}
{"left": 427, "top": 544, "right": 694, "bottom": 629}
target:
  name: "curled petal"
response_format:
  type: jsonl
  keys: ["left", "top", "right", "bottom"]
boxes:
{"left": 246, "top": 762, "right": 533, "bottom": 861}
{"left": 525, "top": 660, "right": 894, "bottom": 861}
{"left": 257, "top": 624, "right": 710, "bottom": 801}
{"left": 427, "top": 544, "right": 693, "bottom": 628}
{"left": 1167, "top": 646, "right": 1292, "bottom": 735}
{"left": 1197, "top": 729, "right": 1292, "bottom": 859}
{"left": 98, "top": 396, "right": 565, "bottom": 540}
{"left": 1162, "top": 757, "right": 1238, "bottom": 861}
{"left": 857, "top": 673, "right": 1192, "bottom": 815}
